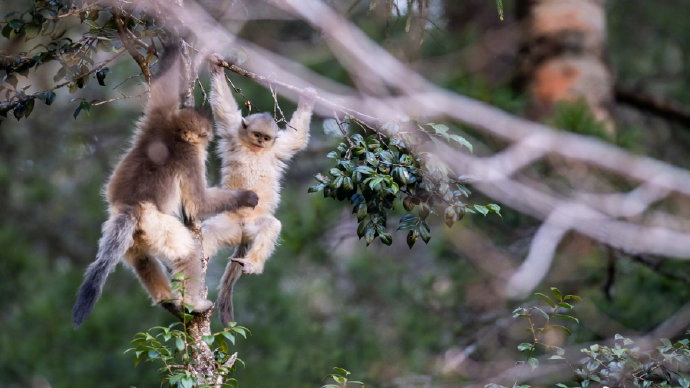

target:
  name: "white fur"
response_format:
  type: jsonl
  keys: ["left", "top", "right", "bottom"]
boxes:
{"left": 202, "top": 68, "right": 313, "bottom": 274}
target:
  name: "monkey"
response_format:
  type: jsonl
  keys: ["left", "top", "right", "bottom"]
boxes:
{"left": 200, "top": 53, "right": 314, "bottom": 325}
{"left": 71, "top": 49, "right": 259, "bottom": 328}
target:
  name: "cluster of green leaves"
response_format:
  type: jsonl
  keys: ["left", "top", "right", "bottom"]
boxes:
{"left": 309, "top": 119, "right": 499, "bottom": 248}
{"left": 512, "top": 287, "right": 582, "bottom": 371}
{"left": 0, "top": 0, "right": 168, "bottom": 123}
{"left": 125, "top": 274, "right": 248, "bottom": 388}
{"left": 490, "top": 289, "right": 690, "bottom": 388}
{"left": 126, "top": 322, "right": 247, "bottom": 388}
{"left": 570, "top": 334, "right": 690, "bottom": 388}
{"left": 322, "top": 367, "right": 364, "bottom": 388}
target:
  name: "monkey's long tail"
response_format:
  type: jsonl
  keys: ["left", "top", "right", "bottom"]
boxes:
{"left": 72, "top": 212, "right": 136, "bottom": 327}
{"left": 217, "top": 244, "right": 246, "bottom": 327}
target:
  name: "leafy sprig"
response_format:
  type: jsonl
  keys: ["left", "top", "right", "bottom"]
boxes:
{"left": 309, "top": 118, "right": 500, "bottom": 247}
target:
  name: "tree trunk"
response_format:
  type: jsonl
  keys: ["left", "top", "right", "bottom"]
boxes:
{"left": 517, "top": 0, "right": 615, "bottom": 133}
{"left": 186, "top": 222, "right": 221, "bottom": 385}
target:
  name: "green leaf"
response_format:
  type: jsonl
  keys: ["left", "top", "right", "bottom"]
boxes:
{"left": 332, "top": 367, "right": 350, "bottom": 376}
{"left": 24, "top": 23, "right": 40, "bottom": 39}
{"left": 551, "top": 324, "right": 572, "bottom": 335}
{"left": 73, "top": 100, "right": 91, "bottom": 119}
{"left": 406, "top": 230, "right": 417, "bottom": 248}
{"left": 356, "top": 203, "right": 367, "bottom": 221}
{"left": 517, "top": 343, "right": 534, "bottom": 352}
{"left": 398, "top": 213, "right": 418, "bottom": 231}
{"left": 175, "top": 337, "right": 185, "bottom": 351}
{"left": 553, "top": 314, "right": 580, "bottom": 324}
{"left": 428, "top": 122, "right": 449, "bottom": 135}
{"left": 356, "top": 165, "right": 375, "bottom": 175}
{"left": 486, "top": 203, "right": 502, "bottom": 216}
{"left": 96, "top": 67, "right": 109, "bottom": 86}
{"left": 448, "top": 134, "right": 473, "bottom": 152}
{"left": 550, "top": 287, "right": 563, "bottom": 301}
{"left": 8, "top": 19, "right": 24, "bottom": 31}
{"left": 473, "top": 204, "right": 489, "bottom": 216}
{"left": 222, "top": 330, "right": 237, "bottom": 345}
{"left": 528, "top": 357, "right": 539, "bottom": 370}
{"left": 379, "top": 232, "right": 392, "bottom": 246}
{"left": 418, "top": 203, "right": 430, "bottom": 219}
{"left": 13, "top": 102, "right": 24, "bottom": 120}
{"left": 314, "top": 173, "right": 330, "bottom": 184}
{"left": 444, "top": 206, "right": 458, "bottom": 228}
{"left": 535, "top": 292, "right": 556, "bottom": 308}
{"left": 24, "top": 98, "right": 34, "bottom": 118}
{"left": 533, "top": 307, "right": 549, "bottom": 320}
{"left": 417, "top": 221, "right": 431, "bottom": 244}
{"left": 202, "top": 335, "right": 214, "bottom": 345}
{"left": 364, "top": 222, "right": 376, "bottom": 245}
{"left": 357, "top": 221, "right": 367, "bottom": 239}
{"left": 1, "top": 25, "right": 12, "bottom": 39}
{"left": 42, "top": 91, "right": 56, "bottom": 105}
{"left": 496, "top": 0, "right": 504, "bottom": 20}
{"left": 308, "top": 184, "right": 324, "bottom": 193}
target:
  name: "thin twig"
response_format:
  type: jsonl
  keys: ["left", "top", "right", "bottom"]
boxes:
{"left": 114, "top": 9, "right": 152, "bottom": 82}
{"left": 217, "top": 61, "right": 379, "bottom": 124}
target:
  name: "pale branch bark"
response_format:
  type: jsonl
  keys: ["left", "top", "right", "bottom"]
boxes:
{"left": 167, "top": 0, "right": 690, "bottom": 293}
{"left": 113, "top": 9, "right": 153, "bottom": 82}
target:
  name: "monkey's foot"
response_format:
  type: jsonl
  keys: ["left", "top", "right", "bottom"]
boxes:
{"left": 231, "top": 258, "right": 263, "bottom": 274}
{"left": 184, "top": 298, "right": 214, "bottom": 313}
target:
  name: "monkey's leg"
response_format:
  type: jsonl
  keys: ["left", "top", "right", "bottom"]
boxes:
{"left": 125, "top": 251, "right": 173, "bottom": 304}
{"left": 140, "top": 209, "right": 212, "bottom": 312}
{"left": 233, "top": 216, "right": 281, "bottom": 274}
{"left": 200, "top": 212, "right": 243, "bottom": 259}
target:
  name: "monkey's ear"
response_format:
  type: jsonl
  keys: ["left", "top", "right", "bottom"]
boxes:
{"left": 241, "top": 118, "right": 248, "bottom": 129}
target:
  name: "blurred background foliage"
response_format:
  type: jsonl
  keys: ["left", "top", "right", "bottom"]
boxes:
{"left": 1, "top": 0, "right": 690, "bottom": 387}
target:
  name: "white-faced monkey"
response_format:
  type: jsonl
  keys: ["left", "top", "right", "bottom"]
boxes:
{"left": 201, "top": 54, "right": 314, "bottom": 325}
{"left": 72, "top": 49, "right": 259, "bottom": 327}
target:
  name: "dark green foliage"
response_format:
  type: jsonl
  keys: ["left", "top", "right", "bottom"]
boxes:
{"left": 547, "top": 99, "right": 611, "bottom": 140}
{"left": 490, "top": 290, "right": 690, "bottom": 388}
{"left": 309, "top": 119, "right": 499, "bottom": 247}
{"left": 125, "top": 275, "right": 247, "bottom": 387}
{"left": 322, "top": 367, "right": 364, "bottom": 388}
{"left": 0, "top": 0, "right": 167, "bottom": 123}
{"left": 571, "top": 335, "right": 690, "bottom": 387}
{"left": 511, "top": 287, "right": 581, "bottom": 371}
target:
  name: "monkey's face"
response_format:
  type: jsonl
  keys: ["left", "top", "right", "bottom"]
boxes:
{"left": 240, "top": 113, "right": 278, "bottom": 151}
{"left": 175, "top": 109, "right": 213, "bottom": 145}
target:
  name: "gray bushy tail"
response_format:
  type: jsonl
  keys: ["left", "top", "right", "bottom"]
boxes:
{"left": 217, "top": 245, "right": 247, "bottom": 327}
{"left": 72, "top": 212, "right": 136, "bottom": 327}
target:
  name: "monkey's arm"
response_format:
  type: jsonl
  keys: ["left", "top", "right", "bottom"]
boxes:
{"left": 181, "top": 158, "right": 258, "bottom": 220}
{"left": 275, "top": 94, "right": 314, "bottom": 159}
{"left": 209, "top": 55, "right": 243, "bottom": 140}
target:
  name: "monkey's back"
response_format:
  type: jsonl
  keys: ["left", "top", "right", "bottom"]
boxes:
{"left": 106, "top": 109, "right": 209, "bottom": 216}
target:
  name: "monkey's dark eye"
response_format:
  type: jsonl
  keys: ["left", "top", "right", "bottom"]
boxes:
{"left": 263, "top": 136, "right": 271, "bottom": 142}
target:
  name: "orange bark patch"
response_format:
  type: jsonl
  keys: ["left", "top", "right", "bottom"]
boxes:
{"left": 532, "top": 60, "right": 582, "bottom": 103}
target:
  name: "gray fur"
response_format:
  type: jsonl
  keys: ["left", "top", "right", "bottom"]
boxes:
{"left": 72, "top": 212, "right": 136, "bottom": 327}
